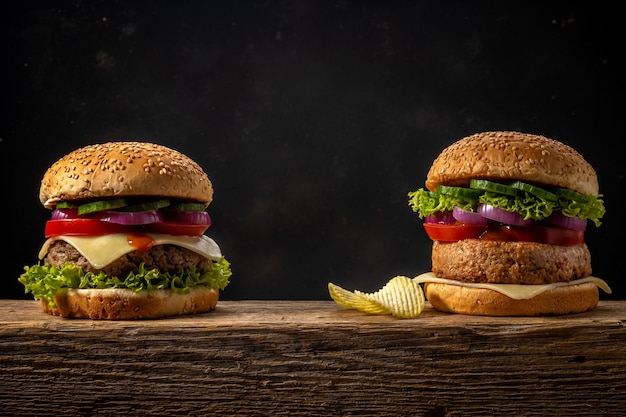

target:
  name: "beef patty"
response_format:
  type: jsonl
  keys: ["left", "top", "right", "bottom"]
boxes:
{"left": 45, "top": 240, "right": 213, "bottom": 278}
{"left": 431, "top": 239, "right": 592, "bottom": 285}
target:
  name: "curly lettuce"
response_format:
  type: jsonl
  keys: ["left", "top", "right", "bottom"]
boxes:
{"left": 18, "top": 257, "right": 232, "bottom": 309}
{"left": 478, "top": 191, "right": 558, "bottom": 221}
{"left": 407, "top": 189, "right": 477, "bottom": 219}
{"left": 408, "top": 184, "right": 605, "bottom": 226}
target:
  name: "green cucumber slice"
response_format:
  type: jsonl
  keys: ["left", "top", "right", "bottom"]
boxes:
{"left": 509, "top": 181, "right": 558, "bottom": 201}
{"left": 77, "top": 198, "right": 127, "bottom": 215}
{"left": 56, "top": 201, "right": 78, "bottom": 208}
{"left": 437, "top": 185, "right": 483, "bottom": 200}
{"left": 168, "top": 202, "right": 206, "bottom": 211}
{"left": 121, "top": 199, "right": 171, "bottom": 212}
{"left": 554, "top": 188, "right": 591, "bottom": 203}
{"left": 469, "top": 179, "right": 520, "bottom": 196}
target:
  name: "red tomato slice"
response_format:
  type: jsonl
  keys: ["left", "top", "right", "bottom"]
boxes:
{"left": 45, "top": 219, "right": 127, "bottom": 237}
{"left": 142, "top": 222, "right": 209, "bottom": 236}
{"left": 423, "top": 223, "right": 488, "bottom": 242}
{"left": 503, "top": 225, "right": 584, "bottom": 246}
{"left": 423, "top": 222, "right": 584, "bottom": 246}
{"left": 477, "top": 226, "right": 517, "bottom": 242}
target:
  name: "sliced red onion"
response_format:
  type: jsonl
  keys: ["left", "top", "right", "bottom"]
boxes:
{"left": 94, "top": 210, "right": 164, "bottom": 225}
{"left": 424, "top": 211, "right": 455, "bottom": 224}
{"left": 477, "top": 204, "right": 534, "bottom": 227}
{"left": 452, "top": 207, "right": 489, "bottom": 225}
{"left": 51, "top": 207, "right": 79, "bottom": 220}
{"left": 544, "top": 212, "right": 587, "bottom": 231}
{"left": 163, "top": 210, "right": 211, "bottom": 225}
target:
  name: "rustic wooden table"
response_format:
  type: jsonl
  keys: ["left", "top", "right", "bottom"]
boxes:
{"left": 1, "top": 299, "right": 625, "bottom": 416}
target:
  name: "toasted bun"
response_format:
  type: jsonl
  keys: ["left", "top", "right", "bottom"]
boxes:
{"left": 424, "top": 281, "right": 599, "bottom": 316}
{"left": 40, "top": 286, "right": 219, "bottom": 319}
{"left": 425, "top": 131, "right": 599, "bottom": 196}
{"left": 40, "top": 142, "right": 214, "bottom": 208}
{"left": 431, "top": 240, "right": 592, "bottom": 285}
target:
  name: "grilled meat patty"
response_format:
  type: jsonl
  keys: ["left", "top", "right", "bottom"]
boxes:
{"left": 431, "top": 239, "right": 592, "bottom": 285}
{"left": 45, "top": 240, "right": 213, "bottom": 278}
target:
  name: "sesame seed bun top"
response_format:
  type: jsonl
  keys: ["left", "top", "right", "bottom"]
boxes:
{"left": 425, "top": 131, "right": 599, "bottom": 196}
{"left": 39, "top": 141, "right": 214, "bottom": 208}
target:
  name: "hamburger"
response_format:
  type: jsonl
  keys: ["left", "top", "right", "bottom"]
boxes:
{"left": 19, "top": 141, "right": 232, "bottom": 319}
{"left": 408, "top": 131, "right": 611, "bottom": 316}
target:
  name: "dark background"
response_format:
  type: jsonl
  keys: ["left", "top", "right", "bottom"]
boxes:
{"left": 2, "top": 1, "right": 623, "bottom": 301}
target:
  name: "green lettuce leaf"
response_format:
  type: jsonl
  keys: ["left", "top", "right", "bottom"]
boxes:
{"left": 408, "top": 184, "right": 605, "bottom": 225}
{"left": 408, "top": 189, "right": 477, "bottom": 219}
{"left": 479, "top": 191, "right": 558, "bottom": 221}
{"left": 559, "top": 194, "right": 605, "bottom": 227}
{"left": 18, "top": 257, "right": 232, "bottom": 309}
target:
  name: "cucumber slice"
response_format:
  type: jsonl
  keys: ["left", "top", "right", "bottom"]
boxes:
{"left": 469, "top": 179, "right": 520, "bottom": 196}
{"left": 437, "top": 185, "right": 483, "bottom": 200}
{"left": 77, "top": 198, "right": 127, "bottom": 215}
{"left": 554, "top": 188, "right": 591, "bottom": 203}
{"left": 509, "top": 181, "right": 558, "bottom": 201}
{"left": 56, "top": 201, "right": 78, "bottom": 208}
{"left": 168, "top": 202, "right": 206, "bottom": 211}
{"left": 121, "top": 199, "right": 171, "bottom": 212}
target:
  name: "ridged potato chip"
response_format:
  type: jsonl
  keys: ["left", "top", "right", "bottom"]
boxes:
{"left": 328, "top": 276, "right": 425, "bottom": 318}
{"left": 328, "top": 282, "right": 388, "bottom": 314}
{"left": 359, "top": 276, "right": 425, "bottom": 318}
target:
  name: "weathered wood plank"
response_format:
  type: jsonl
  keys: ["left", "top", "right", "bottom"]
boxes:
{"left": 1, "top": 300, "right": 625, "bottom": 416}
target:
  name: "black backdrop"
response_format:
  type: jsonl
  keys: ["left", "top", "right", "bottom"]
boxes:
{"left": 3, "top": 1, "right": 623, "bottom": 301}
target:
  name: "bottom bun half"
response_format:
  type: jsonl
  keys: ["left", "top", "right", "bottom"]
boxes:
{"left": 41, "top": 286, "right": 219, "bottom": 319}
{"left": 424, "top": 281, "right": 599, "bottom": 316}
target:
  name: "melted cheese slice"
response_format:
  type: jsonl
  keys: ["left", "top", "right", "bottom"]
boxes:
{"left": 39, "top": 234, "right": 223, "bottom": 269}
{"left": 414, "top": 272, "right": 612, "bottom": 300}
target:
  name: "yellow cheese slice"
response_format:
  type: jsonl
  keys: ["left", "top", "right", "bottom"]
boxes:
{"left": 38, "top": 233, "right": 223, "bottom": 269}
{"left": 413, "top": 272, "right": 612, "bottom": 300}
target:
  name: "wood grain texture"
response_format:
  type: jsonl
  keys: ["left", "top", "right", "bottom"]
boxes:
{"left": 1, "top": 300, "right": 625, "bottom": 416}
